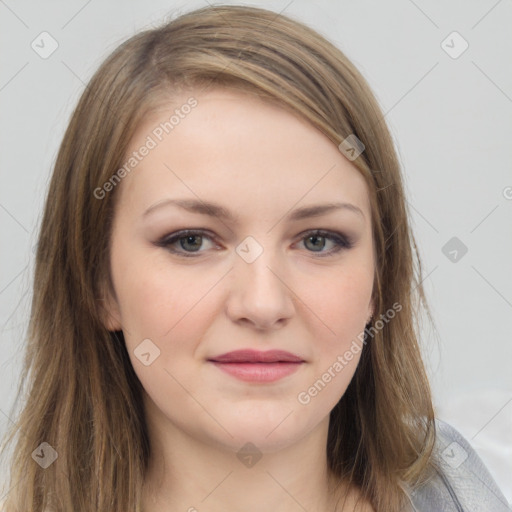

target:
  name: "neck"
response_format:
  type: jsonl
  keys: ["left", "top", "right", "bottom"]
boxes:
{"left": 140, "top": 396, "right": 357, "bottom": 512}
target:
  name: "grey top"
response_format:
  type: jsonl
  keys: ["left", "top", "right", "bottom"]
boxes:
{"left": 402, "top": 419, "right": 511, "bottom": 511}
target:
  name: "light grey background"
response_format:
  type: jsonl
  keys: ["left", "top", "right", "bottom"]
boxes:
{"left": 1, "top": 0, "right": 511, "bottom": 504}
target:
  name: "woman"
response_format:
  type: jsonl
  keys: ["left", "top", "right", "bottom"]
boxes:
{"left": 1, "top": 5, "right": 508, "bottom": 511}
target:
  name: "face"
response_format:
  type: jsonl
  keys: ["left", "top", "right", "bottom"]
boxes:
{"left": 103, "top": 88, "right": 375, "bottom": 453}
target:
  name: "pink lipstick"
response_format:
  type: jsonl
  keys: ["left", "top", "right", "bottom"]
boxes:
{"left": 208, "top": 349, "right": 304, "bottom": 383}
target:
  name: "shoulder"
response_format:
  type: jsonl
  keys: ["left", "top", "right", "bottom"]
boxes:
{"left": 407, "top": 418, "right": 511, "bottom": 511}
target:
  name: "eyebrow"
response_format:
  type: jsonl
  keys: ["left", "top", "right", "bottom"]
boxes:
{"left": 143, "top": 198, "right": 365, "bottom": 222}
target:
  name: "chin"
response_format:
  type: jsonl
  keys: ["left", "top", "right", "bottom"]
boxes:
{"left": 208, "top": 406, "right": 322, "bottom": 453}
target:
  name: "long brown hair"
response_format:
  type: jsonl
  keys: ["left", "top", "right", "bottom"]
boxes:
{"left": 1, "top": 5, "right": 438, "bottom": 511}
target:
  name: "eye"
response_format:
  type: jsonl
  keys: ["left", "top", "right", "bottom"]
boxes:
{"left": 296, "top": 230, "right": 353, "bottom": 256}
{"left": 156, "top": 229, "right": 218, "bottom": 257}
{"left": 155, "top": 229, "right": 354, "bottom": 258}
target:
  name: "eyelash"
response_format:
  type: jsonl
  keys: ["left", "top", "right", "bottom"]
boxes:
{"left": 155, "top": 229, "right": 354, "bottom": 258}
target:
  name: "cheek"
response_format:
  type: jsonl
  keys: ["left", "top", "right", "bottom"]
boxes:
{"left": 115, "top": 267, "right": 177, "bottom": 339}
{"left": 294, "top": 268, "right": 372, "bottom": 411}
{"left": 299, "top": 265, "right": 373, "bottom": 340}
{"left": 110, "top": 242, "right": 222, "bottom": 352}
{"left": 335, "top": 274, "right": 372, "bottom": 328}
{"left": 111, "top": 258, "right": 216, "bottom": 401}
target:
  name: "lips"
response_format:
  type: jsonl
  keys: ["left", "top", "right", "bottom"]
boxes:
{"left": 207, "top": 349, "right": 304, "bottom": 383}
{"left": 208, "top": 349, "right": 304, "bottom": 363}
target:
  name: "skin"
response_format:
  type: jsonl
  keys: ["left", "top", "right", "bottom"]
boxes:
{"left": 103, "top": 88, "right": 376, "bottom": 512}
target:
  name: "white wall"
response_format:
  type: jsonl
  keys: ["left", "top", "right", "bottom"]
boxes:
{"left": 1, "top": 0, "right": 511, "bottom": 504}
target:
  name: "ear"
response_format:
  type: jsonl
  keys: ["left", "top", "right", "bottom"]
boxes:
{"left": 97, "top": 280, "right": 122, "bottom": 332}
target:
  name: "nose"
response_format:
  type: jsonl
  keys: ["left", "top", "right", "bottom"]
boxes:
{"left": 225, "top": 247, "right": 295, "bottom": 331}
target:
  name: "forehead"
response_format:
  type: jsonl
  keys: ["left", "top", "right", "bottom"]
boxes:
{"left": 115, "top": 88, "right": 371, "bottom": 218}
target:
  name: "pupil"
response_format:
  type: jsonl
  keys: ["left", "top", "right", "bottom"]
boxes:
{"left": 181, "top": 235, "right": 201, "bottom": 251}
{"left": 306, "top": 235, "right": 325, "bottom": 251}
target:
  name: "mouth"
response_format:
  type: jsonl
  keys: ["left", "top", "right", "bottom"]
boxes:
{"left": 207, "top": 349, "right": 304, "bottom": 383}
